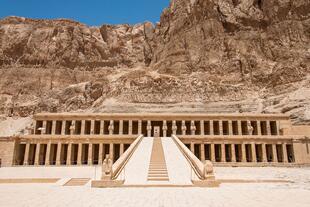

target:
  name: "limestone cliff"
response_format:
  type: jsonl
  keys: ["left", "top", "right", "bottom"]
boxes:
{"left": 0, "top": 0, "right": 309, "bottom": 124}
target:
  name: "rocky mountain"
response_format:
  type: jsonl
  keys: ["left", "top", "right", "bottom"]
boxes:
{"left": 0, "top": 0, "right": 309, "bottom": 124}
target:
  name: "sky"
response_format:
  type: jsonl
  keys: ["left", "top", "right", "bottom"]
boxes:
{"left": 0, "top": 0, "right": 170, "bottom": 26}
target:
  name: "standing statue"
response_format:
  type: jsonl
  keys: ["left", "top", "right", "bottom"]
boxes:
{"left": 69, "top": 123, "right": 75, "bottom": 135}
{"left": 190, "top": 121, "right": 196, "bottom": 135}
{"left": 108, "top": 122, "right": 114, "bottom": 135}
{"left": 102, "top": 155, "right": 113, "bottom": 180}
{"left": 172, "top": 121, "right": 177, "bottom": 134}
{"left": 247, "top": 121, "right": 254, "bottom": 135}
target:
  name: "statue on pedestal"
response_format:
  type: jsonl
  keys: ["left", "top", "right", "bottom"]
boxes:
{"left": 102, "top": 154, "right": 113, "bottom": 180}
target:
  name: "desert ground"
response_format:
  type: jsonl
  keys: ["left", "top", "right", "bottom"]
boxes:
{"left": 0, "top": 166, "right": 309, "bottom": 207}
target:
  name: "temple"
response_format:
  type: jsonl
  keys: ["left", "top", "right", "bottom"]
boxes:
{"left": 1, "top": 113, "right": 309, "bottom": 168}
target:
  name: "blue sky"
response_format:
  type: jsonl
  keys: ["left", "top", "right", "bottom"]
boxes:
{"left": 0, "top": 0, "right": 170, "bottom": 25}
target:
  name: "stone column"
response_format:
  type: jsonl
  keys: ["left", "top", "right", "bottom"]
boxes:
{"left": 219, "top": 121, "right": 223, "bottom": 135}
{"left": 266, "top": 121, "right": 271, "bottom": 135}
{"left": 262, "top": 144, "right": 267, "bottom": 162}
{"left": 163, "top": 120, "right": 167, "bottom": 137}
{"left": 238, "top": 121, "right": 242, "bottom": 136}
{"left": 45, "top": 142, "right": 51, "bottom": 165}
{"left": 61, "top": 120, "right": 66, "bottom": 135}
{"left": 147, "top": 121, "right": 152, "bottom": 137}
{"left": 66, "top": 143, "right": 72, "bottom": 165}
{"left": 119, "top": 120, "right": 123, "bottom": 135}
{"left": 228, "top": 120, "right": 233, "bottom": 135}
{"left": 251, "top": 143, "right": 257, "bottom": 162}
{"left": 98, "top": 143, "right": 103, "bottom": 164}
{"left": 51, "top": 120, "right": 57, "bottom": 135}
{"left": 138, "top": 120, "right": 142, "bottom": 135}
{"left": 231, "top": 144, "right": 236, "bottom": 162}
{"left": 129, "top": 120, "right": 133, "bottom": 135}
{"left": 81, "top": 120, "right": 85, "bottom": 135}
{"left": 241, "top": 144, "right": 247, "bottom": 162}
{"left": 282, "top": 143, "right": 288, "bottom": 163}
{"left": 257, "top": 120, "right": 261, "bottom": 136}
{"left": 200, "top": 120, "right": 204, "bottom": 135}
{"left": 210, "top": 143, "right": 215, "bottom": 162}
{"left": 42, "top": 121, "right": 47, "bottom": 135}
{"left": 221, "top": 144, "right": 226, "bottom": 162}
{"left": 88, "top": 144, "right": 93, "bottom": 165}
{"left": 200, "top": 144, "right": 205, "bottom": 161}
{"left": 77, "top": 143, "right": 82, "bottom": 165}
{"left": 34, "top": 143, "right": 41, "bottom": 165}
{"left": 109, "top": 143, "right": 114, "bottom": 162}
{"left": 23, "top": 143, "right": 30, "bottom": 165}
{"left": 172, "top": 121, "right": 177, "bottom": 135}
{"left": 190, "top": 142, "right": 194, "bottom": 153}
{"left": 276, "top": 121, "right": 280, "bottom": 135}
{"left": 272, "top": 144, "right": 278, "bottom": 163}
{"left": 210, "top": 121, "right": 214, "bottom": 135}
{"left": 181, "top": 121, "right": 186, "bottom": 135}
{"left": 90, "top": 120, "right": 95, "bottom": 135}
{"left": 56, "top": 142, "right": 62, "bottom": 165}
{"left": 120, "top": 143, "right": 124, "bottom": 155}
{"left": 100, "top": 121, "right": 104, "bottom": 135}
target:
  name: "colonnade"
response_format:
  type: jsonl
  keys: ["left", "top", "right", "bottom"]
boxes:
{"left": 34, "top": 119, "right": 280, "bottom": 137}
{"left": 187, "top": 142, "right": 295, "bottom": 164}
{"left": 15, "top": 142, "right": 131, "bottom": 166}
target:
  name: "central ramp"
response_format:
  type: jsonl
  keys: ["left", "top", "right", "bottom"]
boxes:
{"left": 147, "top": 137, "right": 169, "bottom": 181}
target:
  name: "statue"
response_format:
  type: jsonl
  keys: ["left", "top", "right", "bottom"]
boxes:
{"left": 69, "top": 123, "right": 75, "bottom": 135}
{"left": 101, "top": 154, "right": 113, "bottom": 180}
{"left": 172, "top": 121, "right": 177, "bottom": 134}
{"left": 203, "top": 160, "right": 214, "bottom": 178}
{"left": 108, "top": 122, "right": 114, "bottom": 135}
{"left": 190, "top": 121, "right": 196, "bottom": 135}
{"left": 247, "top": 121, "right": 254, "bottom": 135}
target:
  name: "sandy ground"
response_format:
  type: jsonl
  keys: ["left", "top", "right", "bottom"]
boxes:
{"left": 0, "top": 166, "right": 309, "bottom": 207}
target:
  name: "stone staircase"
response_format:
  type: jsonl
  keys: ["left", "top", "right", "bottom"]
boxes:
{"left": 147, "top": 137, "right": 169, "bottom": 181}
{"left": 63, "top": 178, "right": 90, "bottom": 186}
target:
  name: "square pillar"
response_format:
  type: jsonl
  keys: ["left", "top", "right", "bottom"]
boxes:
{"left": 34, "top": 143, "right": 41, "bottom": 165}
{"left": 266, "top": 121, "right": 271, "bottom": 135}
{"left": 81, "top": 120, "right": 86, "bottom": 135}
{"left": 231, "top": 144, "right": 236, "bottom": 162}
{"left": 272, "top": 144, "right": 278, "bottom": 163}
{"left": 98, "top": 143, "right": 103, "bottom": 164}
{"left": 251, "top": 143, "right": 257, "bottom": 162}
{"left": 100, "top": 121, "right": 104, "bottom": 135}
{"left": 228, "top": 120, "right": 233, "bottom": 135}
{"left": 219, "top": 121, "right": 223, "bottom": 136}
{"left": 88, "top": 144, "right": 93, "bottom": 165}
{"left": 182, "top": 120, "right": 186, "bottom": 135}
{"left": 241, "top": 144, "right": 247, "bottom": 162}
{"left": 77, "top": 143, "right": 82, "bottom": 165}
{"left": 45, "top": 142, "right": 51, "bottom": 166}
{"left": 221, "top": 144, "right": 226, "bottom": 162}
{"left": 238, "top": 121, "right": 242, "bottom": 135}
{"left": 56, "top": 142, "right": 62, "bottom": 165}
{"left": 210, "top": 143, "right": 215, "bottom": 162}
{"left": 190, "top": 142, "right": 194, "bottom": 153}
{"left": 90, "top": 120, "right": 95, "bottom": 135}
{"left": 23, "top": 143, "right": 30, "bottom": 165}
{"left": 257, "top": 120, "right": 261, "bottom": 135}
{"left": 66, "top": 143, "right": 72, "bottom": 165}
{"left": 120, "top": 144, "right": 124, "bottom": 155}
{"left": 282, "top": 143, "right": 288, "bottom": 163}
{"left": 210, "top": 121, "right": 214, "bottom": 135}
{"left": 147, "top": 121, "right": 152, "bottom": 137}
{"left": 61, "top": 120, "right": 66, "bottom": 135}
{"left": 119, "top": 120, "right": 123, "bottom": 135}
{"left": 262, "top": 144, "right": 267, "bottom": 162}
{"left": 138, "top": 120, "right": 142, "bottom": 135}
{"left": 163, "top": 120, "right": 167, "bottom": 137}
{"left": 129, "top": 120, "right": 133, "bottom": 135}
{"left": 109, "top": 143, "right": 114, "bottom": 163}
{"left": 42, "top": 121, "right": 47, "bottom": 135}
{"left": 200, "top": 144, "right": 205, "bottom": 161}
{"left": 200, "top": 120, "right": 204, "bottom": 135}
{"left": 51, "top": 120, "right": 57, "bottom": 135}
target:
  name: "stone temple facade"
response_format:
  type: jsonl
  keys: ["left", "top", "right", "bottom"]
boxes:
{"left": 0, "top": 113, "right": 310, "bottom": 167}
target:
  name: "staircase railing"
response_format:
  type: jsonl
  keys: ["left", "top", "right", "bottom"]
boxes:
{"left": 112, "top": 135, "right": 144, "bottom": 180}
{"left": 171, "top": 134, "right": 206, "bottom": 180}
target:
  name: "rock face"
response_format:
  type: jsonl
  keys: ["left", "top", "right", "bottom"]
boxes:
{"left": 0, "top": 0, "right": 309, "bottom": 124}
